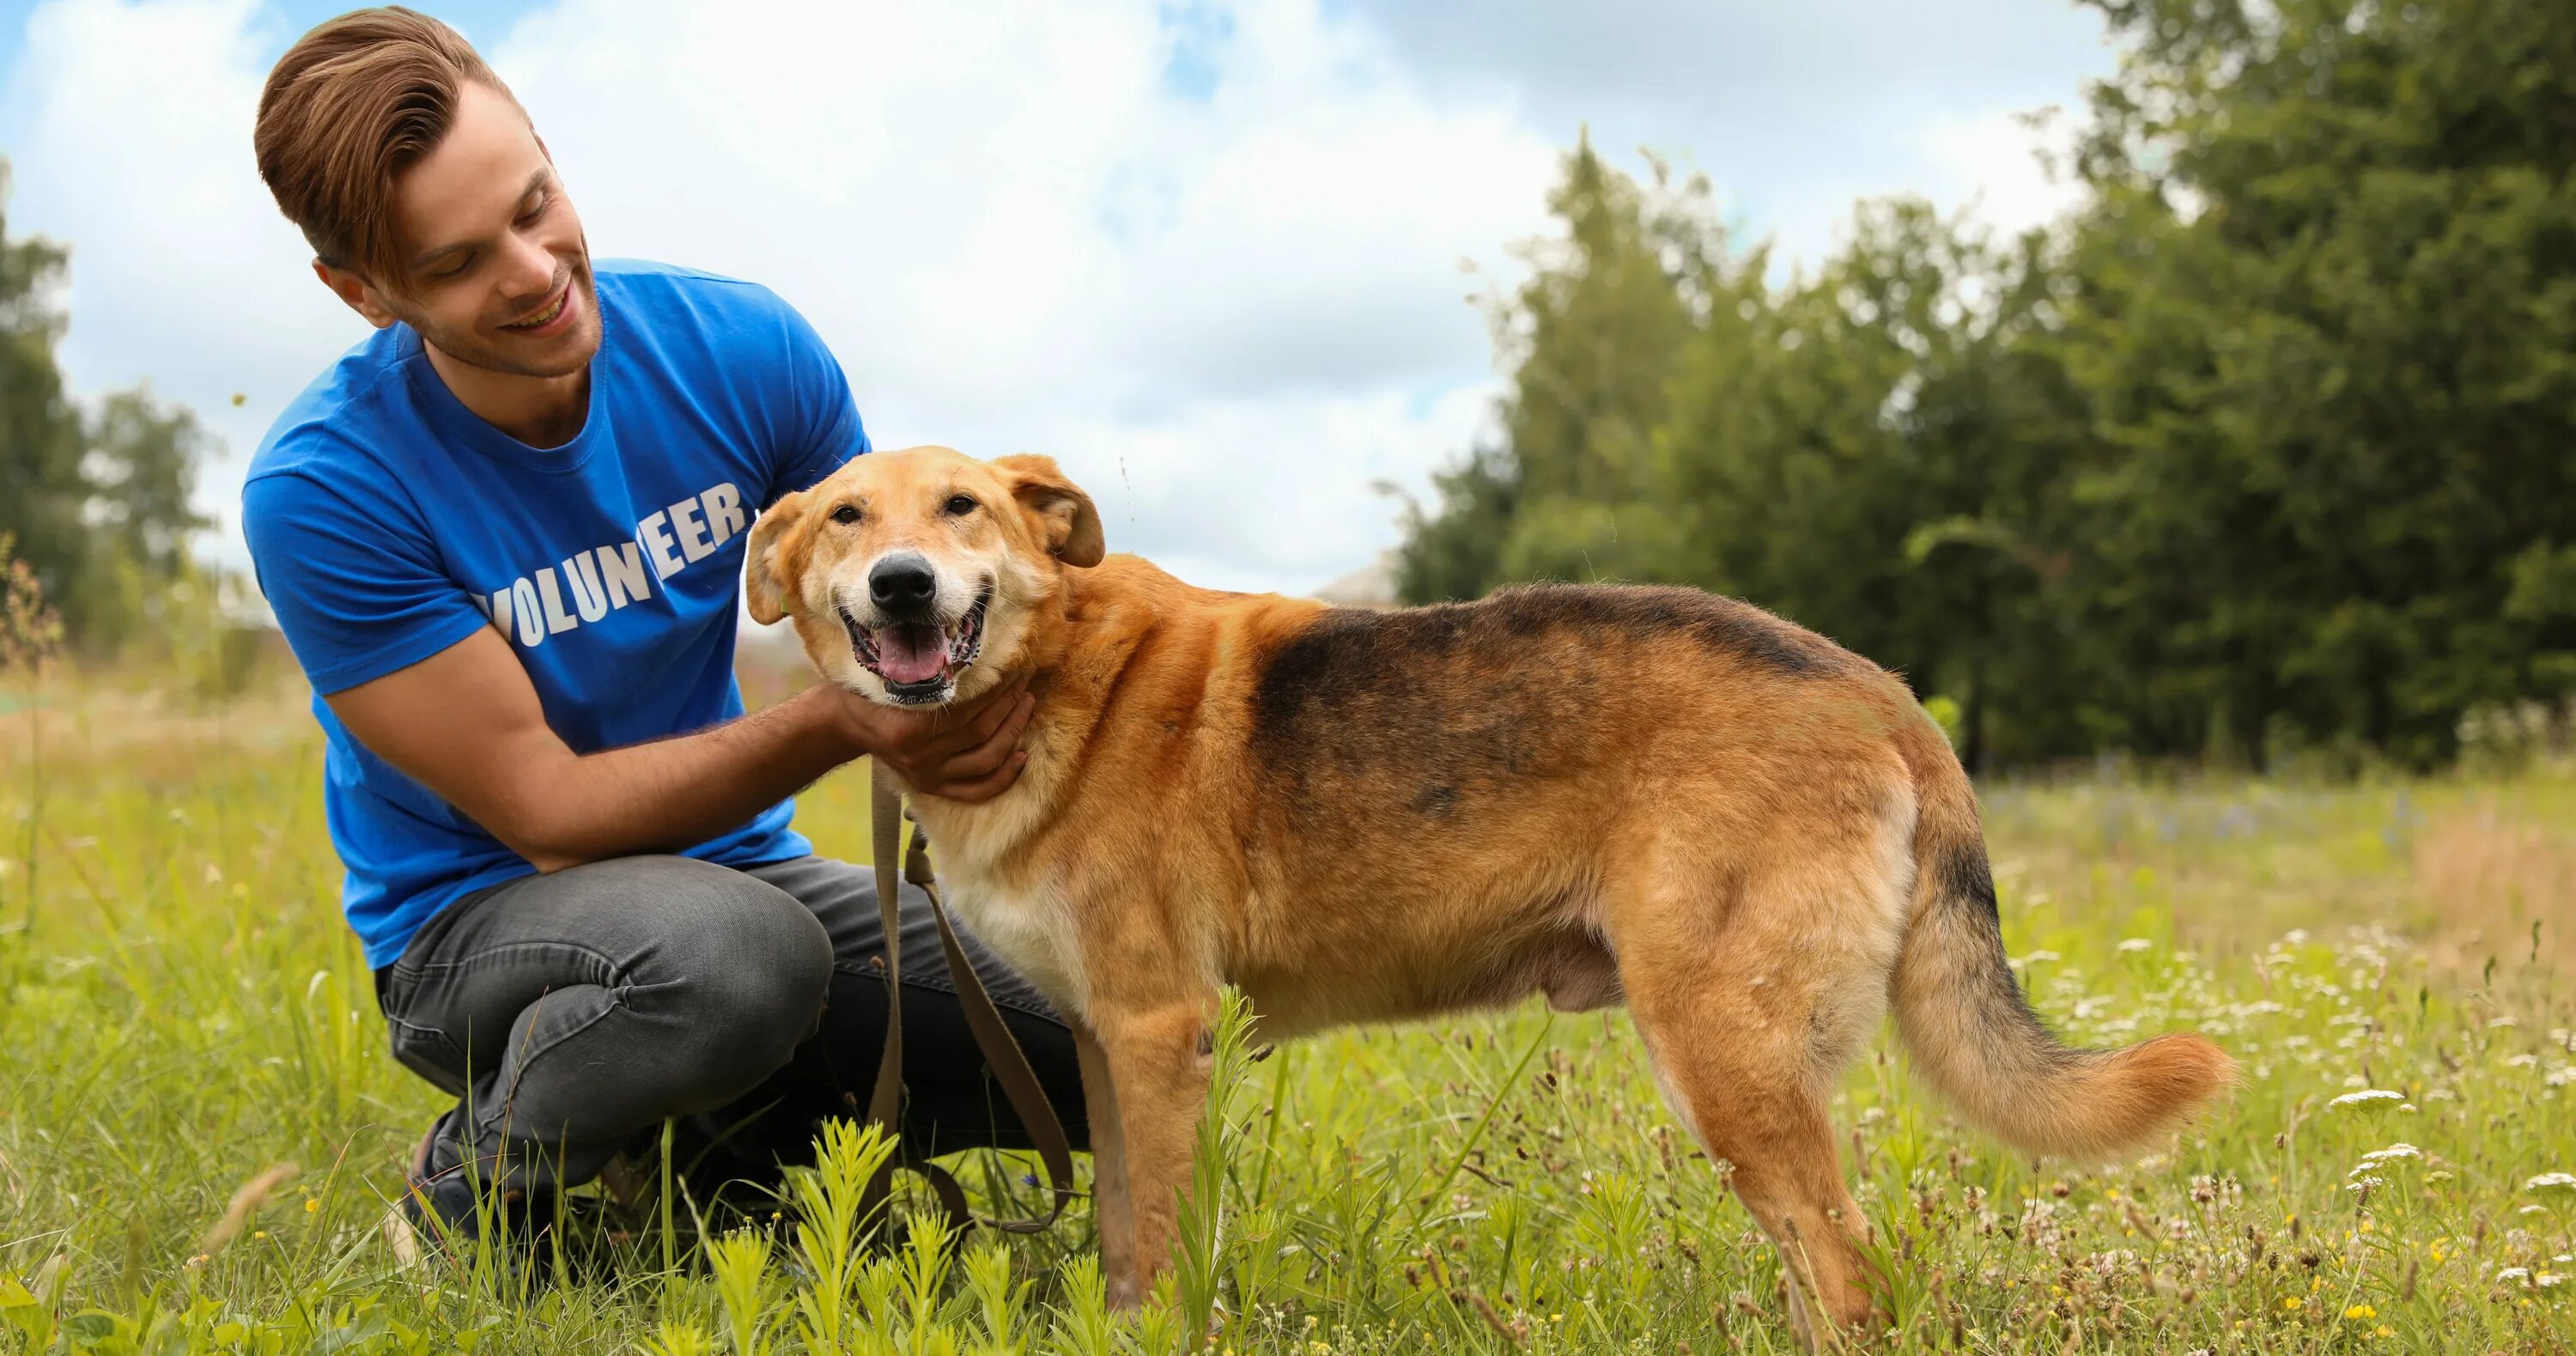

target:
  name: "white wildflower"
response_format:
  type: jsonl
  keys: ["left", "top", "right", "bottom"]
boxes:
{"left": 2117, "top": 938, "right": 2154, "bottom": 953}
{"left": 2497, "top": 1267, "right": 2530, "bottom": 1283}
{"left": 2329, "top": 1089, "right": 2405, "bottom": 1110}
{"left": 2524, "top": 1172, "right": 2576, "bottom": 1193}
{"left": 2360, "top": 1144, "right": 2422, "bottom": 1164}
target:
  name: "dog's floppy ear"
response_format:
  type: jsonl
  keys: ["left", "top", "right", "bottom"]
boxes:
{"left": 995, "top": 454, "right": 1104, "bottom": 568}
{"left": 742, "top": 488, "right": 811, "bottom": 624}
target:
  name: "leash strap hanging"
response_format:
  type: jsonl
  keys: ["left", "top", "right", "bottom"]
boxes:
{"left": 864, "top": 758, "right": 1078, "bottom": 1234}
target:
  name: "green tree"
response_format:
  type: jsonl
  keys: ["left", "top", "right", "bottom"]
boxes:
{"left": 0, "top": 165, "right": 88, "bottom": 612}
{"left": 1396, "top": 137, "right": 1726, "bottom": 600}
{"left": 0, "top": 160, "right": 213, "bottom": 650}
{"left": 1400, "top": 0, "right": 2576, "bottom": 770}
{"left": 2057, "top": 0, "right": 2576, "bottom": 764}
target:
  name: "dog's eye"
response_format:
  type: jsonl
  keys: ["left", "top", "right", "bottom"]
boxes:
{"left": 830, "top": 504, "right": 860, "bottom": 526}
{"left": 943, "top": 495, "right": 977, "bottom": 516}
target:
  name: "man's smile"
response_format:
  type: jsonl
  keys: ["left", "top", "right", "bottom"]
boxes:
{"left": 498, "top": 277, "right": 574, "bottom": 335}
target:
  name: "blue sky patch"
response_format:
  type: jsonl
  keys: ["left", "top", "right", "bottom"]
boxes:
{"left": 1157, "top": 0, "right": 1232, "bottom": 104}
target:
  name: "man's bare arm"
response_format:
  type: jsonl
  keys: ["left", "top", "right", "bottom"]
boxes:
{"left": 327, "top": 627, "right": 1032, "bottom": 873}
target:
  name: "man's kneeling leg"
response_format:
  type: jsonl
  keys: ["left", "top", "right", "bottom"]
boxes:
{"left": 376, "top": 854, "right": 835, "bottom": 1244}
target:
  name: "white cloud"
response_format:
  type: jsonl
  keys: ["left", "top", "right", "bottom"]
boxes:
{"left": 1913, "top": 106, "right": 2087, "bottom": 239}
{"left": 2, "top": 0, "right": 2107, "bottom": 596}
{"left": 8, "top": 0, "right": 1555, "bottom": 593}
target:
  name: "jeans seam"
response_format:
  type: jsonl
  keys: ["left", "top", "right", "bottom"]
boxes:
{"left": 401, "top": 939, "right": 629, "bottom": 983}
{"left": 471, "top": 988, "right": 629, "bottom": 1140}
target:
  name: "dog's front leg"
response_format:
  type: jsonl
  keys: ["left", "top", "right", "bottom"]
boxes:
{"left": 1091, "top": 1000, "right": 1212, "bottom": 1307}
{"left": 1072, "top": 1020, "right": 1134, "bottom": 1295}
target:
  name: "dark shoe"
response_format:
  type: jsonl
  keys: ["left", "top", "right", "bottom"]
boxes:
{"left": 383, "top": 1120, "right": 616, "bottom": 1274}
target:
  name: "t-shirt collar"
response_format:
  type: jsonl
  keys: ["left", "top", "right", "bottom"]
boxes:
{"left": 398, "top": 292, "right": 611, "bottom": 474}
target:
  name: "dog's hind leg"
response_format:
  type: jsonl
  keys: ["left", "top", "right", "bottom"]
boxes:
{"left": 1602, "top": 813, "right": 1909, "bottom": 1348}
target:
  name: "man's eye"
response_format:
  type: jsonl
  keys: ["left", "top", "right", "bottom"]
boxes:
{"left": 830, "top": 505, "right": 861, "bottom": 526}
{"left": 434, "top": 254, "right": 472, "bottom": 280}
{"left": 518, "top": 194, "right": 549, "bottom": 225}
{"left": 944, "top": 495, "right": 977, "bottom": 516}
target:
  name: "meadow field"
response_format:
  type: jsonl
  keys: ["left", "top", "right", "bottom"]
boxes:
{"left": 3, "top": 672, "right": 2573, "bottom": 1354}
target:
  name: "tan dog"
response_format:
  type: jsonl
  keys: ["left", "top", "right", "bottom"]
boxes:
{"left": 745, "top": 445, "right": 2233, "bottom": 1344}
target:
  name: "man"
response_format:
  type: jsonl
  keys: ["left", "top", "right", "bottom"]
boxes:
{"left": 242, "top": 6, "right": 1083, "bottom": 1248}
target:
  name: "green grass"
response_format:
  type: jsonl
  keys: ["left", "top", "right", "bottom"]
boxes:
{"left": 3, "top": 676, "right": 2573, "bottom": 1353}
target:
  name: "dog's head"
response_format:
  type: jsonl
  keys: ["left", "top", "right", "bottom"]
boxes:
{"left": 744, "top": 445, "right": 1103, "bottom": 707}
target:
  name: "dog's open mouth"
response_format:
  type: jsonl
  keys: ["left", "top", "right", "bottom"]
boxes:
{"left": 838, "top": 585, "right": 990, "bottom": 702}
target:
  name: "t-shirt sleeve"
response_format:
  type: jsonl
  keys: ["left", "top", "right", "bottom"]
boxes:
{"left": 759, "top": 289, "right": 871, "bottom": 502}
{"left": 241, "top": 468, "right": 490, "bottom": 696}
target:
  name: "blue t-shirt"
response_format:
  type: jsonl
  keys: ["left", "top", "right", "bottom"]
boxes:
{"left": 242, "top": 259, "right": 868, "bottom": 968}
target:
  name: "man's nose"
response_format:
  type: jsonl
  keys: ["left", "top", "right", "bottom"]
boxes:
{"left": 868, "top": 554, "right": 938, "bottom": 617}
{"left": 501, "top": 232, "right": 555, "bottom": 299}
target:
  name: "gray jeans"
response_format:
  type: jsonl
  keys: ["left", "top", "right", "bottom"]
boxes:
{"left": 374, "top": 854, "right": 1088, "bottom": 1197}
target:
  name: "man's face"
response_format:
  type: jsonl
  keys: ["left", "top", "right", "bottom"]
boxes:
{"left": 325, "top": 81, "right": 600, "bottom": 378}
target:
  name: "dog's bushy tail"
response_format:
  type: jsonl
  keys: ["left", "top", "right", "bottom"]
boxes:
{"left": 1887, "top": 721, "right": 2234, "bottom": 1160}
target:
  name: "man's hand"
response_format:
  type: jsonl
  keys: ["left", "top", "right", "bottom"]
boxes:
{"left": 836, "top": 672, "right": 1036, "bottom": 802}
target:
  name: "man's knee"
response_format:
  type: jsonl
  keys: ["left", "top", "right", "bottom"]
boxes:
{"left": 640, "top": 861, "right": 834, "bottom": 1082}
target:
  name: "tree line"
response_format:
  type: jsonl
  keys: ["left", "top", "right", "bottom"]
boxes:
{"left": 1396, "top": 0, "right": 2576, "bottom": 770}
{"left": 2, "top": 163, "right": 212, "bottom": 659}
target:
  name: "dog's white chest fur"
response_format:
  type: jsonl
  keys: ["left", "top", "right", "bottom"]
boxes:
{"left": 939, "top": 867, "right": 1086, "bottom": 1015}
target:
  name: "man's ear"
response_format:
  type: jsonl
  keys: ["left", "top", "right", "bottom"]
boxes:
{"left": 994, "top": 454, "right": 1104, "bottom": 568}
{"left": 742, "top": 489, "right": 811, "bottom": 624}
{"left": 313, "top": 259, "right": 398, "bottom": 330}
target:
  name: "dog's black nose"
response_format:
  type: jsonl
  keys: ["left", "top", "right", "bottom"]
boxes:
{"left": 868, "top": 555, "right": 938, "bottom": 616}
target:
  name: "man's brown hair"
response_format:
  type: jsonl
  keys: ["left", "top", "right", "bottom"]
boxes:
{"left": 254, "top": 6, "right": 519, "bottom": 283}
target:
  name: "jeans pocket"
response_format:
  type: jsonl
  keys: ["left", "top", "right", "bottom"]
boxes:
{"left": 383, "top": 983, "right": 471, "bottom": 1098}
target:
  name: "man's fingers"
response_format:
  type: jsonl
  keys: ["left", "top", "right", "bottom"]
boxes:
{"left": 951, "top": 679, "right": 1028, "bottom": 749}
{"left": 942, "top": 698, "right": 1029, "bottom": 781}
{"left": 918, "top": 678, "right": 1031, "bottom": 758}
{"left": 935, "top": 750, "right": 1028, "bottom": 804}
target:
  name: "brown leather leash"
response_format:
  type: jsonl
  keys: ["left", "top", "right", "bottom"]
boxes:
{"left": 862, "top": 758, "right": 1078, "bottom": 1235}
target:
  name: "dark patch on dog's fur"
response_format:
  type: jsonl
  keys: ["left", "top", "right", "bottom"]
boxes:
{"left": 1255, "top": 587, "right": 1846, "bottom": 748}
{"left": 1261, "top": 587, "right": 1844, "bottom": 728}
{"left": 1932, "top": 829, "right": 2087, "bottom": 1068}
{"left": 1934, "top": 831, "right": 2003, "bottom": 925}
{"left": 1481, "top": 584, "right": 1849, "bottom": 678}
{"left": 1249, "top": 585, "right": 1857, "bottom": 840}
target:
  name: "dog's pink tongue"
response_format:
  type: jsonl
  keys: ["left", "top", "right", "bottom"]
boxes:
{"left": 872, "top": 624, "right": 947, "bottom": 685}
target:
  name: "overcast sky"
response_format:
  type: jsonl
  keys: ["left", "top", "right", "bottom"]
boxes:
{"left": 0, "top": 0, "right": 2112, "bottom": 596}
